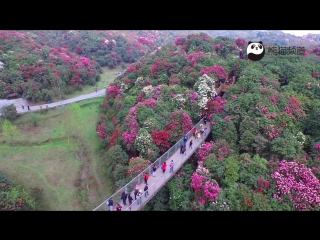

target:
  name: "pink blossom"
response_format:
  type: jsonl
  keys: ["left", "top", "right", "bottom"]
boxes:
{"left": 271, "top": 160, "right": 320, "bottom": 211}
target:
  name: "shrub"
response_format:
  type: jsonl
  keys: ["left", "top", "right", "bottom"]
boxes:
{"left": 0, "top": 104, "right": 18, "bottom": 120}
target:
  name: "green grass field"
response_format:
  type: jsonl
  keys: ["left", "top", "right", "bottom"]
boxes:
{"left": 0, "top": 97, "right": 114, "bottom": 210}
{"left": 54, "top": 66, "right": 125, "bottom": 102}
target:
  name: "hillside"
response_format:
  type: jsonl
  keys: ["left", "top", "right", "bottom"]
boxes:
{"left": 171, "top": 30, "right": 320, "bottom": 48}
{"left": 0, "top": 30, "right": 176, "bottom": 102}
{"left": 2, "top": 30, "right": 320, "bottom": 211}
{"left": 97, "top": 33, "right": 320, "bottom": 211}
{"left": 3, "top": 30, "right": 320, "bottom": 104}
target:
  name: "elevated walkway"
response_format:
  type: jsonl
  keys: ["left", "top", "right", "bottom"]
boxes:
{"left": 93, "top": 118, "right": 211, "bottom": 211}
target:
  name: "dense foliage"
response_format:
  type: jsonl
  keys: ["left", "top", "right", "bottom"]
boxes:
{"left": 0, "top": 30, "right": 176, "bottom": 102}
{"left": 0, "top": 171, "right": 34, "bottom": 211}
{"left": 98, "top": 32, "right": 320, "bottom": 211}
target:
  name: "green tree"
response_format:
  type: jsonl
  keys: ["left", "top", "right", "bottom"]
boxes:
{"left": 223, "top": 156, "right": 240, "bottom": 187}
{"left": 0, "top": 104, "right": 18, "bottom": 120}
{"left": 1, "top": 119, "right": 20, "bottom": 148}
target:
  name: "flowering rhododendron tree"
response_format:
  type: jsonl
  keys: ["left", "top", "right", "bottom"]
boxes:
{"left": 284, "top": 97, "right": 306, "bottom": 119}
{"left": 97, "top": 122, "right": 107, "bottom": 139}
{"left": 191, "top": 163, "right": 220, "bottom": 205}
{"left": 254, "top": 178, "right": 270, "bottom": 193}
{"left": 271, "top": 160, "right": 320, "bottom": 211}
{"left": 235, "top": 38, "right": 247, "bottom": 48}
{"left": 200, "top": 66, "right": 227, "bottom": 80}
{"left": 107, "top": 83, "right": 123, "bottom": 98}
{"left": 138, "top": 37, "right": 150, "bottom": 45}
{"left": 134, "top": 128, "right": 153, "bottom": 157}
{"left": 151, "top": 129, "right": 172, "bottom": 152}
{"left": 189, "top": 91, "right": 199, "bottom": 103}
{"left": 186, "top": 52, "right": 205, "bottom": 68}
{"left": 312, "top": 71, "right": 317, "bottom": 78}
{"left": 79, "top": 57, "right": 91, "bottom": 68}
{"left": 194, "top": 74, "right": 217, "bottom": 110}
{"left": 142, "top": 85, "right": 153, "bottom": 98}
{"left": 197, "top": 142, "right": 213, "bottom": 162}
{"left": 126, "top": 63, "right": 135, "bottom": 73}
{"left": 206, "top": 97, "right": 227, "bottom": 114}
{"left": 164, "top": 110, "right": 193, "bottom": 142}
{"left": 174, "top": 37, "right": 186, "bottom": 46}
{"left": 150, "top": 59, "right": 169, "bottom": 77}
{"left": 151, "top": 85, "right": 162, "bottom": 100}
{"left": 172, "top": 94, "right": 186, "bottom": 109}
{"left": 210, "top": 139, "right": 235, "bottom": 161}
{"left": 127, "top": 157, "right": 152, "bottom": 178}
{"left": 265, "top": 124, "right": 282, "bottom": 140}
{"left": 122, "top": 106, "right": 139, "bottom": 149}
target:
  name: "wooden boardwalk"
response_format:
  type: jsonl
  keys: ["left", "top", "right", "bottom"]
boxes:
{"left": 94, "top": 120, "right": 212, "bottom": 211}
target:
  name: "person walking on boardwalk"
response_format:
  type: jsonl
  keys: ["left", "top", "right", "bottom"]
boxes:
{"left": 181, "top": 145, "right": 186, "bottom": 156}
{"left": 180, "top": 143, "right": 184, "bottom": 154}
{"left": 134, "top": 184, "right": 139, "bottom": 200}
{"left": 200, "top": 126, "right": 205, "bottom": 138}
{"left": 128, "top": 193, "right": 133, "bottom": 211}
{"left": 193, "top": 127, "right": 197, "bottom": 138}
{"left": 27, "top": 105, "right": 31, "bottom": 111}
{"left": 152, "top": 165, "right": 157, "bottom": 177}
{"left": 189, "top": 139, "right": 193, "bottom": 149}
{"left": 196, "top": 131, "right": 201, "bottom": 141}
{"left": 162, "top": 162, "right": 167, "bottom": 173}
{"left": 22, "top": 105, "right": 24, "bottom": 110}
{"left": 203, "top": 127, "right": 207, "bottom": 137}
{"left": 143, "top": 173, "right": 149, "bottom": 184}
{"left": 121, "top": 191, "right": 128, "bottom": 205}
{"left": 137, "top": 190, "right": 142, "bottom": 205}
{"left": 203, "top": 114, "right": 208, "bottom": 124}
{"left": 116, "top": 203, "right": 122, "bottom": 211}
{"left": 169, "top": 160, "right": 174, "bottom": 173}
{"left": 183, "top": 134, "right": 188, "bottom": 146}
{"left": 144, "top": 183, "right": 149, "bottom": 197}
{"left": 107, "top": 197, "right": 114, "bottom": 211}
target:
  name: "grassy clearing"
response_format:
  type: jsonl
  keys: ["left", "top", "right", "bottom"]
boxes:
{"left": 0, "top": 97, "right": 114, "bottom": 210}
{"left": 53, "top": 66, "right": 125, "bottom": 102}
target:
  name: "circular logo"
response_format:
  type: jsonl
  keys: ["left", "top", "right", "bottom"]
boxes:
{"left": 247, "top": 41, "right": 265, "bottom": 61}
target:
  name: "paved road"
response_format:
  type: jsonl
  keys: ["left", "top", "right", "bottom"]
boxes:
{"left": 0, "top": 89, "right": 106, "bottom": 114}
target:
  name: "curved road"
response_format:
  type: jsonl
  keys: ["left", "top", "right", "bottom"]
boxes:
{"left": 0, "top": 89, "right": 106, "bottom": 114}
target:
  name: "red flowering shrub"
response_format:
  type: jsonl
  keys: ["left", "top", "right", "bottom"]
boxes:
{"left": 235, "top": 38, "right": 248, "bottom": 48}
{"left": 174, "top": 37, "right": 186, "bottom": 46}
{"left": 210, "top": 139, "right": 235, "bottom": 161}
{"left": 191, "top": 163, "right": 220, "bottom": 205}
{"left": 200, "top": 66, "right": 227, "bottom": 79}
{"left": 197, "top": 142, "right": 213, "bottom": 162}
{"left": 164, "top": 110, "right": 193, "bottom": 142}
{"left": 283, "top": 97, "right": 306, "bottom": 119}
{"left": 151, "top": 129, "right": 172, "bottom": 152}
{"left": 254, "top": 178, "right": 270, "bottom": 193}
{"left": 107, "top": 83, "right": 123, "bottom": 98}
{"left": 127, "top": 157, "right": 152, "bottom": 178}
{"left": 206, "top": 97, "right": 227, "bottom": 115}
{"left": 97, "top": 122, "right": 107, "bottom": 139}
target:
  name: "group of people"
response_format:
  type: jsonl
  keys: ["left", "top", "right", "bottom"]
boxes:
{"left": 192, "top": 124, "right": 207, "bottom": 141}
{"left": 107, "top": 174, "right": 151, "bottom": 211}
{"left": 21, "top": 105, "right": 31, "bottom": 111}
{"left": 106, "top": 116, "right": 209, "bottom": 211}
{"left": 107, "top": 160, "right": 176, "bottom": 211}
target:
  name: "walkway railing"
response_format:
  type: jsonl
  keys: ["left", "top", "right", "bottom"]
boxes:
{"left": 93, "top": 117, "right": 209, "bottom": 211}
